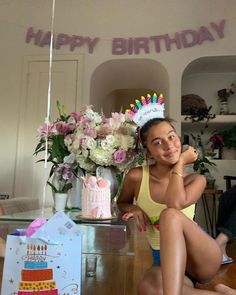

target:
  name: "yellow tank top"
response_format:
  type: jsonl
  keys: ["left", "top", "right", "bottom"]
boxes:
{"left": 136, "top": 165, "right": 196, "bottom": 250}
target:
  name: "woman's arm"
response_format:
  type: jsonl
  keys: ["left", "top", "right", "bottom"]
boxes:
{"left": 165, "top": 146, "right": 206, "bottom": 209}
{"left": 117, "top": 167, "right": 149, "bottom": 230}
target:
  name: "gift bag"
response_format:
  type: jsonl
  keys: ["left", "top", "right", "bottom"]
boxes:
{"left": 1, "top": 211, "right": 82, "bottom": 295}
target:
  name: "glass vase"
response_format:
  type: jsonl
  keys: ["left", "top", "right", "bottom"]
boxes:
{"left": 67, "top": 168, "right": 84, "bottom": 209}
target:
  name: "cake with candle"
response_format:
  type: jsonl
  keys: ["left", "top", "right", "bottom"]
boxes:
{"left": 18, "top": 243, "right": 58, "bottom": 295}
{"left": 81, "top": 175, "right": 112, "bottom": 219}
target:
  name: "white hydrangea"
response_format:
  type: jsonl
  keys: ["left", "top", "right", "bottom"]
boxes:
{"left": 120, "top": 135, "right": 135, "bottom": 151}
{"left": 90, "top": 147, "right": 114, "bottom": 166}
{"left": 86, "top": 137, "right": 97, "bottom": 150}
{"left": 106, "top": 134, "right": 115, "bottom": 145}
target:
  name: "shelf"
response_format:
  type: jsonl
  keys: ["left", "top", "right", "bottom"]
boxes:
{"left": 181, "top": 115, "right": 236, "bottom": 124}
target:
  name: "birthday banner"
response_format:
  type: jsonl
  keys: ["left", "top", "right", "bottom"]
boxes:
{"left": 25, "top": 19, "right": 226, "bottom": 55}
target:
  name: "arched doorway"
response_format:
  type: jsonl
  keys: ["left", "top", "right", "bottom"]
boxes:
{"left": 90, "top": 58, "right": 169, "bottom": 116}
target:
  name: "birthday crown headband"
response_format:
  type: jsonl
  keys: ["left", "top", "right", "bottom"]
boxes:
{"left": 126, "top": 92, "right": 165, "bottom": 127}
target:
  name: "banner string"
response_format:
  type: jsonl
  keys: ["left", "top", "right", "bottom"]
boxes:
{"left": 42, "top": 0, "right": 56, "bottom": 213}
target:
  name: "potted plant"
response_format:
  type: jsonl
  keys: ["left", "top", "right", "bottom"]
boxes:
{"left": 192, "top": 144, "right": 217, "bottom": 189}
{"left": 189, "top": 129, "right": 217, "bottom": 189}
{"left": 219, "top": 126, "right": 236, "bottom": 149}
{"left": 209, "top": 132, "right": 224, "bottom": 159}
{"left": 218, "top": 125, "right": 236, "bottom": 159}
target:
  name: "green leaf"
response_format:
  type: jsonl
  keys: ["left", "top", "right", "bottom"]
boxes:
{"left": 61, "top": 183, "right": 73, "bottom": 193}
{"left": 47, "top": 181, "right": 59, "bottom": 193}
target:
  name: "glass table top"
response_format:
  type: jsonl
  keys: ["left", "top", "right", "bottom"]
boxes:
{"left": 0, "top": 207, "right": 126, "bottom": 227}
{"left": 0, "top": 207, "right": 134, "bottom": 256}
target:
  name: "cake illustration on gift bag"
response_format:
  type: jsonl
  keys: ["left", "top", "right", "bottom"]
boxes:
{"left": 18, "top": 243, "right": 58, "bottom": 295}
{"left": 81, "top": 175, "right": 112, "bottom": 219}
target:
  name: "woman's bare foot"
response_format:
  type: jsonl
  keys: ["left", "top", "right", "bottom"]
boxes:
{"left": 214, "top": 284, "right": 236, "bottom": 295}
{"left": 215, "top": 233, "right": 232, "bottom": 263}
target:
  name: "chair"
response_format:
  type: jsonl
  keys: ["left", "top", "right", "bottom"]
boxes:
{"left": 223, "top": 175, "right": 236, "bottom": 190}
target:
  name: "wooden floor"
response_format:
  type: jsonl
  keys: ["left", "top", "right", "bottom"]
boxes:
{"left": 0, "top": 234, "right": 236, "bottom": 294}
{"left": 196, "top": 241, "right": 236, "bottom": 291}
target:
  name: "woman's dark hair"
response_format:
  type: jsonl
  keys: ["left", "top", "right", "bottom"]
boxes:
{"left": 139, "top": 117, "right": 175, "bottom": 148}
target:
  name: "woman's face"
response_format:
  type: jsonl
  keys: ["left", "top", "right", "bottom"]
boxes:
{"left": 145, "top": 121, "right": 181, "bottom": 165}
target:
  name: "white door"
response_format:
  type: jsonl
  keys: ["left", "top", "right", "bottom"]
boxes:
{"left": 14, "top": 59, "right": 79, "bottom": 206}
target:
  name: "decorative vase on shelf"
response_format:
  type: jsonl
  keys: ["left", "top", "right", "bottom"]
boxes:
{"left": 54, "top": 193, "right": 68, "bottom": 211}
{"left": 219, "top": 100, "right": 229, "bottom": 115}
{"left": 212, "top": 143, "right": 222, "bottom": 159}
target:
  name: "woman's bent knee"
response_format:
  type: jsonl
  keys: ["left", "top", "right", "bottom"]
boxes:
{"left": 159, "top": 207, "right": 183, "bottom": 226}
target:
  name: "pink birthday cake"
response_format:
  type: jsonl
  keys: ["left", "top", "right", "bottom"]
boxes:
{"left": 18, "top": 243, "right": 58, "bottom": 295}
{"left": 81, "top": 176, "right": 112, "bottom": 219}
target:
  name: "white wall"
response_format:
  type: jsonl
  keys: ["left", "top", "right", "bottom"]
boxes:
{"left": 0, "top": 0, "right": 236, "bottom": 197}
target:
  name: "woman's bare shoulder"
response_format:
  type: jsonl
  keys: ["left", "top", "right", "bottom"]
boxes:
{"left": 125, "top": 166, "right": 143, "bottom": 182}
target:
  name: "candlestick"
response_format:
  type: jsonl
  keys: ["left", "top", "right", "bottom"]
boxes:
{"left": 135, "top": 99, "right": 142, "bottom": 108}
{"left": 146, "top": 93, "right": 152, "bottom": 104}
{"left": 152, "top": 93, "right": 157, "bottom": 103}
{"left": 141, "top": 96, "right": 147, "bottom": 105}
{"left": 158, "top": 93, "right": 164, "bottom": 104}
{"left": 130, "top": 103, "right": 138, "bottom": 112}
{"left": 126, "top": 109, "right": 135, "bottom": 116}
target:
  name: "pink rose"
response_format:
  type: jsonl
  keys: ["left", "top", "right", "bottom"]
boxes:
{"left": 114, "top": 149, "right": 126, "bottom": 164}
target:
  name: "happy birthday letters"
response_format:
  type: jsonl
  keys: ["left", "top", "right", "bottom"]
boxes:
{"left": 25, "top": 19, "right": 226, "bottom": 55}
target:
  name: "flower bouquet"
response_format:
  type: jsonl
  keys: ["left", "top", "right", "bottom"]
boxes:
{"left": 64, "top": 105, "right": 141, "bottom": 174}
{"left": 35, "top": 101, "right": 143, "bottom": 201}
{"left": 34, "top": 101, "right": 80, "bottom": 194}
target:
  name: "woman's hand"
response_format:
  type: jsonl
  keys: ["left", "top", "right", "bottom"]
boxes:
{"left": 122, "top": 205, "right": 149, "bottom": 232}
{"left": 180, "top": 145, "right": 198, "bottom": 165}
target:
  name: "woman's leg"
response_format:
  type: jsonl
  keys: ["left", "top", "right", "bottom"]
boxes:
{"left": 159, "top": 208, "right": 222, "bottom": 295}
{"left": 138, "top": 265, "right": 194, "bottom": 295}
{"left": 215, "top": 232, "right": 230, "bottom": 260}
{"left": 138, "top": 265, "right": 236, "bottom": 295}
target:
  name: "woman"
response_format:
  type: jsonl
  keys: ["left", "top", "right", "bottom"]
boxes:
{"left": 117, "top": 117, "right": 236, "bottom": 295}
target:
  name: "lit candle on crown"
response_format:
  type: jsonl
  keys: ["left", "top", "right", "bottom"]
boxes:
{"left": 126, "top": 109, "right": 135, "bottom": 116}
{"left": 158, "top": 93, "right": 164, "bottom": 104}
{"left": 152, "top": 93, "right": 157, "bottom": 103}
{"left": 146, "top": 93, "right": 152, "bottom": 104}
{"left": 130, "top": 103, "right": 138, "bottom": 112}
{"left": 141, "top": 96, "right": 147, "bottom": 105}
{"left": 135, "top": 99, "right": 142, "bottom": 108}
